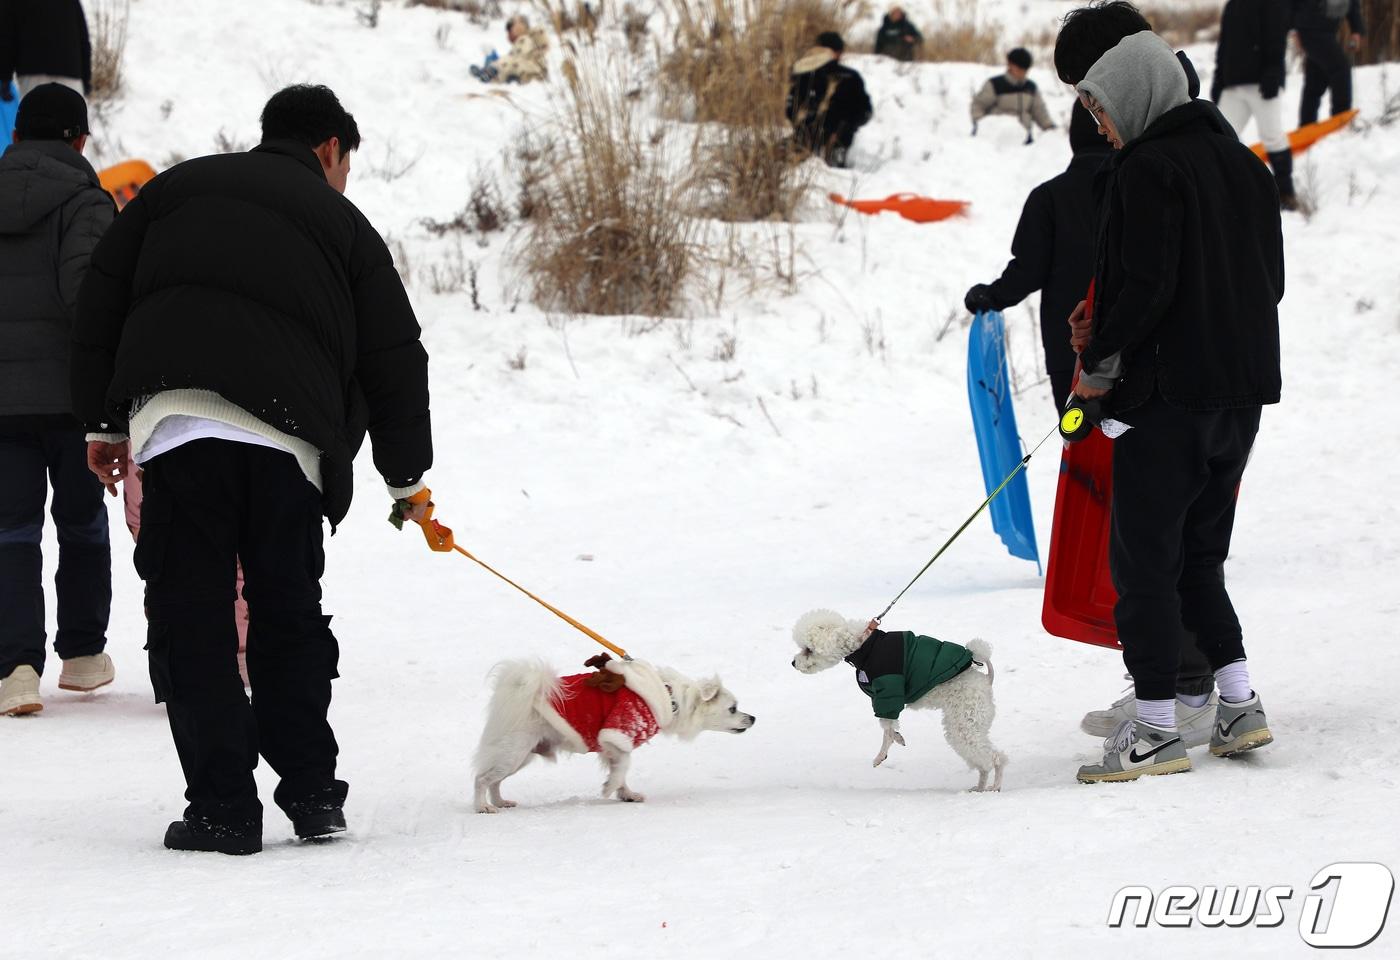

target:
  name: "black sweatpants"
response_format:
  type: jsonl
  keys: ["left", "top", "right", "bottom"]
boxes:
{"left": 1109, "top": 399, "right": 1261, "bottom": 702}
{"left": 0, "top": 426, "right": 111, "bottom": 678}
{"left": 136, "top": 439, "right": 345, "bottom": 829}
{"left": 1298, "top": 29, "right": 1353, "bottom": 127}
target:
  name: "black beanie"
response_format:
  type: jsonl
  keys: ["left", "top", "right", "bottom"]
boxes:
{"left": 1069, "top": 101, "right": 1111, "bottom": 155}
{"left": 817, "top": 31, "right": 845, "bottom": 53}
{"left": 14, "top": 83, "right": 89, "bottom": 141}
{"left": 1008, "top": 47, "right": 1033, "bottom": 71}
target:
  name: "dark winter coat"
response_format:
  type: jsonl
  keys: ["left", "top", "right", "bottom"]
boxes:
{"left": 984, "top": 115, "right": 1110, "bottom": 377}
{"left": 786, "top": 53, "right": 873, "bottom": 150}
{"left": 71, "top": 140, "right": 432, "bottom": 526}
{"left": 1291, "top": 0, "right": 1365, "bottom": 34}
{"left": 1082, "top": 100, "right": 1284, "bottom": 415}
{"left": 874, "top": 16, "right": 922, "bottom": 62}
{"left": 1212, "top": 0, "right": 1291, "bottom": 100}
{"left": 0, "top": 140, "right": 114, "bottom": 425}
{"left": 0, "top": 0, "right": 92, "bottom": 93}
{"left": 844, "top": 629, "right": 975, "bottom": 720}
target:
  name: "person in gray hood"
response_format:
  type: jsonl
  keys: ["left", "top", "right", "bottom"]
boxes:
{"left": 0, "top": 83, "right": 117, "bottom": 717}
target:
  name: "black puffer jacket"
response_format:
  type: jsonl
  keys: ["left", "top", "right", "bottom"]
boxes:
{"left": 1082, "top": 101, "right": 1284, "bottom": 414}
{"left": 0, "top": 140, "right": 113, "bottom": 424}
{"left": 72, "top": 140, "right": 432, "bottom": 525}
{"left": 1292, "top": 0, "right": 1365, "bottom": 34}
{"left": 874, "top": 16, "right": 922, "bottom": 62}
{"left": 1212, "top": 0, "right": 1290, "bottom": 99}
{"left": 0, "top": 0, "right": 92, "bottom": 93}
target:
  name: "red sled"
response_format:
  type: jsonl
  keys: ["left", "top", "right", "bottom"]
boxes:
{"left": 1042, "top": 430, "right": 1120, "bottom": 649}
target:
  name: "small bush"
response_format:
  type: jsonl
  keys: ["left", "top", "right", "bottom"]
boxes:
{"left": 88, "top": 0, "right": 131, "bottom": 100}
{"left": 1142, "top": 3, "right": 1220, "bottom": 46}
{"left": 699, "top": 126, "right": 807, "bottom": 221}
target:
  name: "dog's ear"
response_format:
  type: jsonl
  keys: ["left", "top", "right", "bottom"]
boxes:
{"left": 699, "top": 677, "right": 722, "bottom": 702}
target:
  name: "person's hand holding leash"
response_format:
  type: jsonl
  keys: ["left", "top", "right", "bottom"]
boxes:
{"left": 86, "top": 440, "right": 130, "bottom": 497}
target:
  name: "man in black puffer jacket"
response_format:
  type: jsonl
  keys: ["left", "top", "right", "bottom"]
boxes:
{"left": 0, "top": 0, "right": 92, "bottom": 99}
{"left": 0, "top": 84, "right": 115, "bottom": 718}
{"left": 786, "top": 32, "right": 873, "bottom": 168}
{"left": 1213, "top": 0, "right": 1296, "bottom": 209}
{"left": 1066, "top": 30, "right": 1283, "bottom": 782}
{"left": 72, "top": 85, "right": 433, "bottom": 855}
{"left": 964, "top": 106, "right": 1110, "bottom": 412}
{"left": 1292, "top": 0, "right": 1365, "bottom": 126}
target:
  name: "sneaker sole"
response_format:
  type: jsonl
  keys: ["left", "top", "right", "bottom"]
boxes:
{"left": 2, "top": 701, "right": 43, "bottom": 716}
{"left": 1211, "top": 727, "right": 1273, "bottom": 758}
{"left": 57, "top": 676, "right": 114, "bottom": 692}
{"left": 1078, "top": 757, "right": 1193, "bottom": 783}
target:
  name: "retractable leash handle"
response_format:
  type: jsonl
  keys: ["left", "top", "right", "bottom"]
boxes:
{"left": 1058, "top": 394, "right": 1104, "bottom": 443}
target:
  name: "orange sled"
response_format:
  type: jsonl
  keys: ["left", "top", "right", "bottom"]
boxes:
{"left": 830, "top": 192, "right": 970, "bottom": 223}
{"left": 1250, "top": 108, "right": 1358, "bottom": 161}
{"left": 98, "top": 159, "right": 158, "bottom": 210}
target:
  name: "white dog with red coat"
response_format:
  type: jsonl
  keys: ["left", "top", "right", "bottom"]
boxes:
{"left": 473, "top": 654, "right": 756, "bottom": 812}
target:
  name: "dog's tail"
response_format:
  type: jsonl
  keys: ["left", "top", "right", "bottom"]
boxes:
{"left": 475, "top": 659, "right": 561, "bottom": 765}
{"left": 966, "top": 639, "right": 994, "bottom": 684}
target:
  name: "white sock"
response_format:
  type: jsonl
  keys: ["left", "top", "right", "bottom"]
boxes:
{"left": 1215, "top": 660, "right": 1253, "bottom": 703}
{"left": 1177, "top": 692, "right": 1210, "bottom": 709}
{"left": 1135, "top": 698, "right": 1176, "bottom": 729}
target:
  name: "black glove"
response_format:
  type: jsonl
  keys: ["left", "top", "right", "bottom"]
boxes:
{"left": 1260, "top": 77, "right": 1280, "bottom": 100}
{"left": 964, "top": 284, "right": 997, "bottom": 314}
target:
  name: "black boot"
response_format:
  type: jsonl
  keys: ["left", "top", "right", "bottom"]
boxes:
{"left": 281, "top": 781, "right": 349, "bottom": 840}
{"left": 1267, "top": 149, "right": 1299, "bottom": 211}
{"left": 164, "top": 818, "right": 262, "bottom": 856}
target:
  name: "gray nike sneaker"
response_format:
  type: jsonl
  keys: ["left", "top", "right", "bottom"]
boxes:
{"left": 1210, "top": 692, "right": 1272, "bottom": 757}
{"left": 1081, "top": 676, "right": 1217, "bottom": 748}
{"left": 1078, "top": 719, "right": 1192, "bottom": 783}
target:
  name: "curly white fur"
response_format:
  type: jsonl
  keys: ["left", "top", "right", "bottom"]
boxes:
{"left": 791, "top": 609, "right": 1007, "bottom": 792}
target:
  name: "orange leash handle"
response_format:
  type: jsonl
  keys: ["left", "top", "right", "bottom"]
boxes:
{"left": 413, "top": 509, "right": 630, "bottom": 660}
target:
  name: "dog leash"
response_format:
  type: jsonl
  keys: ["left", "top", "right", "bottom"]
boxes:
{"left": 393, "top": 491, "right": 631, "bottom": 660}
{"left": 871, "top": 420, "right": 1061, "bottom": 626}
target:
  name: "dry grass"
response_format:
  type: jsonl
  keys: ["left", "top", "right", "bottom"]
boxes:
{"left": 1358, "top": 0, "right": 1400, "bottom": 63}
{"left": 698, "top": 126, "right": 806, "bottom": 221}
{"left": 1142, "top": 3, "right": 1220, "bottom": 47}
{"left": 521, "top": 58, "right": 700, "bottom": 316}
{"left": 911, "top": 0, "right": 1000, "bottom": 63}
{"left": 88, "top": 0, "right": 131, "bottom": 100}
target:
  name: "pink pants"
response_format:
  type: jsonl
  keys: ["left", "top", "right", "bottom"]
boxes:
{"left": 124, "top": 468, "right": 249, "bottom": 676}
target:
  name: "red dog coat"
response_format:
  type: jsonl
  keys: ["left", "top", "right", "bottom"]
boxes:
{"left": 552, "top": 674, "right": 661, "bottom": 752}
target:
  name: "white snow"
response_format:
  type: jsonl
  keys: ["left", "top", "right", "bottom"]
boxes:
{"left": 8, "top": 1, "right": 1400, "bottom": 956}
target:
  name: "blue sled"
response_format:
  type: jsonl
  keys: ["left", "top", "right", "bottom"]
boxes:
{"left": 0, "top": 83, "right": 18, "bottom": 143}
{"left": 967, "top": 310, "right": 1040, "bottom": 572}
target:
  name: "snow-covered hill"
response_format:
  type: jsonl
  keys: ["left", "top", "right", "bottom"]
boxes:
{"left": 8, "top": 1, "right": 1400, "bottom": 957}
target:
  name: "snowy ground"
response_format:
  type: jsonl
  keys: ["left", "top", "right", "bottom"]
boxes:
{"left": 7, "top": 1, "right": 1400, "bottom": 956}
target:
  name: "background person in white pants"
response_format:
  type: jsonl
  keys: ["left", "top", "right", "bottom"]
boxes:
{"left": 1212, "top": 0, "right": 1298, "bottom": 210}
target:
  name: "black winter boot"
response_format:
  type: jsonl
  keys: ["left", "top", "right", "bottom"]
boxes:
{"left": 1268, "top": 149, "right": 1299, "bottom": 211}
{"left": 281, "top": 781, "right": 349, "bottom": 840}
{"left": 164, "top": 818, "right": 262, "bottom": 856}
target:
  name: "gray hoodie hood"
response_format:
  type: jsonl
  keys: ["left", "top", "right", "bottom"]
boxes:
{"left": 0, "top": 140, "right": 100, "bottom": 234}
{"left": 1077, "top": 31, "right": 1190, "bottom": 145}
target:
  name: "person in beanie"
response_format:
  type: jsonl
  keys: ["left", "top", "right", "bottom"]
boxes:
{"left": 970, "top": 48, "right": 1056, "bottom": 144}
{"left": 1292, "top": 0, "right": 1365, "bottom": 126}
{"left": 785, "top": 31, "right": 873, "bottom": 168}
{"left": 874, "top": 7, "right": 922, "bottom": 62}
{"left": 0, "top": 83, "right": 116, "bottom": 717}
{"left": 1058, "top": 27, "right": 1283, "bottom": 783}
{"left": 0, "top": 0, "right": 92, "bottom": 101}
{"left": 72, "top": 84, "right": 434, "bottom": 854}
{"left": 1213, "top": 0, "right": 1297, "bottom": 211}
{"left": 963, "top": 106, "right": 1111, "bottom": 413}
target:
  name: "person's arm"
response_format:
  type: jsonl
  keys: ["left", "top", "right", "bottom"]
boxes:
{"left": 350, "top": 219, "right": 433, "bottom": 499}
{"left": 970, "top": 78, "right": 995, "bottom": 122}
{"left": 72, "top": 190, "right": 154, "bottom": 434}
{"left": 58, "top": 188, "right": 116, "bottom": 319}
{"left": 1259, "top": 0, "right": 1289, "bottom": 99}
{"left": 79, "top": 0, "right": 92, "bottom": 95}
{"left": 1346, "top": 0, "right": 1366, "bottom": 37}
{"left": 1031, "top": 88, "right": 1055, "bottom": 130}
{"left": 0, "top": 0, "right": 19, "bottom": 92}
{"left": 784, "top": 75, "right": 800, "bottom": 122}
{"left": 1079, "top": 157, "right": 1183, "bottom": 380}
{"left": 984, "top": 184, "right": 1054, "bottom": 308}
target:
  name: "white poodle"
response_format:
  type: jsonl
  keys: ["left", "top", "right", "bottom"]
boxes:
{"left": 791, "top": 609, "right": 1006, "bottom": 791}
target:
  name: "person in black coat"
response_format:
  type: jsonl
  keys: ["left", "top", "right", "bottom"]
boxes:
{"left": 786, "top": 32, "right": 873, "bottom": 168}
{"left": 1065, "top": 30, "right": 1283, "bottom": 778}
{"left": 71, "top": 85, "right": 434, "bottom": 855}
{"left": 1292, "top": 0, "right": 1366, "bottom": 125}
{"left": 0, "top": 0, "right": 91, "bottom": 100}
{"left": 964, "top": 106, "right": 1110, "bottom": 412}
{"left": 874, "top": 7, "right": 922, "bottom": 62}
{"left": 1212, "top": 0, "right": 1296, "bottom": 209}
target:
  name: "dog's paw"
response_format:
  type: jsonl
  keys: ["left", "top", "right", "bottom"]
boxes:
{"left": 494, "top": 798, "right": 518, "bottom": 808}
{"left": 476, "top": 803, "right": 500, "bottom": 814}
{"left": 618, "top": 787, "right": 646, "bottom": 803}
{"left": 873, "top": 751, "right": 889, "bottom": 767}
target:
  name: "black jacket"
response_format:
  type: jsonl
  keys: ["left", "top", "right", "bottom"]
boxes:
{"left": 786, "top": 60, "right": 873, "bottom": 141}
{"left": 985, "top": 149, "right": 1109, "bottom": 375}
{"left": 1082, "top": 101, "right": 1283, "bottom": 414}
{"left": 874, "top": 16, "right": 922, "bottom": 62}
{"left": 1213, "top": 0, "right": 1290, "bottom": 99}
{"left": 0, "top": 140, "right": 113, "bottom": 425}
{"left": 0, "top": 0, "right": 92, "bottom": 93}
{"left": 1292, "top": 0, "right": 1365, "bottom": 34}
{"left": 72, "top": 141, "right": 432, "bottom": 526}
